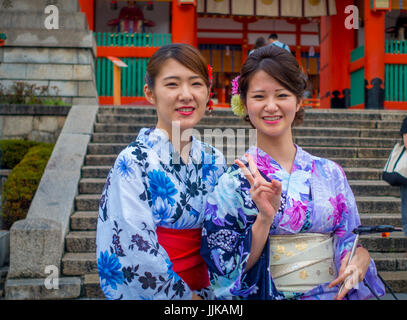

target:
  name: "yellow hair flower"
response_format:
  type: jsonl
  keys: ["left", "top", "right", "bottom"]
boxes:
{"left": 231, "top": 94, "right": 246, "bottom": 117}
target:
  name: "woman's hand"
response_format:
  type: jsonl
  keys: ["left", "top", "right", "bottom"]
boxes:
{"left": 235, "top": 153, "right": 282, "bottom": 225}
{"left": 328, "top": 247, "right": 371, "bottom": 300}
{"left": 192, "top": 293, "right": 203, "bottom": 300}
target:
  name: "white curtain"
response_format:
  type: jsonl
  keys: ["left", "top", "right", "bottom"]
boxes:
{"left": 197, "top": 0, "right": 337, "bottom": 17}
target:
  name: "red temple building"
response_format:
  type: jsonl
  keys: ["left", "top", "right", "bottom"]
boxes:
{"left": 79, "top": 0, "right": 407, "bottom": 110}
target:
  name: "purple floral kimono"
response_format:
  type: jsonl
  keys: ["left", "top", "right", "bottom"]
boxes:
{"left": 201, "top": 145, "right": 386, "bottom": 300}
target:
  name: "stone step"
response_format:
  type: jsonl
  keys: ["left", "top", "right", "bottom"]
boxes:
{"left": 0, "top": 62, "right": 94, "bottom": 81}
{"left": 81, "top": 166, "right": 112, "bottom": 179}
{"left": 61, "top": 251, "right": 407, "bottom": 281}
{"left": 4, "top": 277, "right": 82, "bottom": 300}
{"left": 71, "top": 211, "right": 99, "bottom": 231}
{"left": 360, "top": 232, "right": 406, "bottom": 252}
{"left": 86, "top": 143, "right": 393, "bottom": 160}
{"left": 83, "top": 274, "right": 104, "bottom": 298}
{"left": 295, "top": 137, "right": 396, "bottom": 148}
{"left": 91, "top": 132, "right": 396, "bottom": 149}
{"left": 0, "top": 12, "right": 87, "bottom": 30}
{"left": 2, "top": 29, "right": 94, "bottom": 48}
{"left": 65, "top": 230, "right": 406, "bottom": 254}
{"left": 95, "top": 112, "right": 403, "bottom": 129}
{"left": 379, "top": 271, "right": 407, "bottom": 293}
{"left": 93, "top": 123, "right": 400, "bottom": 139}
{"left": 69, "top": 211, "right": 401, "bottom": 232}
{"left": 78, "top": 177, "right": 399, "bottom": 197}
{"left": 95, "top": 113, "right": 405, "bottom": 128}
{"left": 331, "top": 158, "right": 387, "bottom": 169}
{"left": 84, "top": 153, "right": 388, "bottom": 169}
{"left": 97, "top": 106, "right": 407, "bottom": 121}
{"left": 81, "top": 165, "right": 384, "bottom": 181}
{"left": 360, "top": 214, "right": 403, "bottom": 227}
{"left": 343, "top": 168, "right": 382, "bottom": 181}
{"left": 62, "top": 252, "right": 97, "bottom": 276}
{"left": 1, "top": 0, "right": 80, "bottom": 13}
{"left": 75, "top": 194, "right": 101, "bottom": 212}
{"left": 370, "top": 253, "right": 407, "bottom": 272}
{"left": 349, "top": 181, "right": 400, "bottom": 197}
{"left": 65, "top": 231, "right": 96, "bottom": 253}
{"left": 356, "top": 196, "right": 400, "bottom": 214}
{"left": 1, "top": 47, "right": 93, "bottom": 65}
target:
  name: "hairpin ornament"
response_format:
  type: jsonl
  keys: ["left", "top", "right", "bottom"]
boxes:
{"left": 230, "top": 75, "right": 246, "bottom": 117}
{"left": 207, "top": 65, "right": 214, "bottom": 115}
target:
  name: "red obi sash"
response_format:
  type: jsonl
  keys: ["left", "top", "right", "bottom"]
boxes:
{"left": 156, "top": 226, "right": 209, "bottom": 291}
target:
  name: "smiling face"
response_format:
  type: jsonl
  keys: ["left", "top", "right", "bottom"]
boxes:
{"left": 245, "top": 70, "right": 301, "bottom": 143}
{"left": 144, "top": 58, "right": 209, "bottom": 136}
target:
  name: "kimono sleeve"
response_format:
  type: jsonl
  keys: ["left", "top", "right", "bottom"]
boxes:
{"left": 201, "top": 167, "right": 275, "bottom": 299}
{"left": 96, "top": 150, "right": 193, "bottom": 300}
{"left": 331, "top": 164, "right": 386, "bottom": 300}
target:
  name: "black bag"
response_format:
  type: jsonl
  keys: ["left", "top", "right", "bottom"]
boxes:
{"left": 382, "top": 141, "right": 407, "bottom": 186}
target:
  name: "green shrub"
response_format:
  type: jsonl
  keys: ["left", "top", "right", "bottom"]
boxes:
{"left": 0, "top": 140, "right": 46, "bottom": 169}
{"left": 1, "top": 143, "right": 54, "bottom": 230}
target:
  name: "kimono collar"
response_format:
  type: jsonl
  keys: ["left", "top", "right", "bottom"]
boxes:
{"left": 245, "top": 144, "right": 314, "bottom": 173}
{"left": 136, "top": 127, "right": 202, "bottom": 164}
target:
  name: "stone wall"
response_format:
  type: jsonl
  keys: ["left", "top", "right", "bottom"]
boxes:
{"left": 0, "top": 0, "right": 98, "bottom": 106}
{"left": 0, "top": 104, "right": 70, "bottom": 143}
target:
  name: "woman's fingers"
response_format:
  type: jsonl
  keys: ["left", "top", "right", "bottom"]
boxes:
{"left": 245, "top": 154, "right": 261, "bottom": 180}
{"left": 235, "top": 159, "right": 255, "bottom": 187}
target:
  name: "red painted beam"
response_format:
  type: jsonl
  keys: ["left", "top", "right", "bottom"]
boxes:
{"left": 384, "top": 54, "right": 407, "bottom": 64}
{"left": 197, "top": 38, "right": 243, "bottom": 45}
{"left": 349, "top": 58, "right": 365, "bottom": 73}
{"left": 384, "top": 102, "right": 407, "bottom": 110}
{"left": 96, "top": 46, "right": 159, "bottom": 58}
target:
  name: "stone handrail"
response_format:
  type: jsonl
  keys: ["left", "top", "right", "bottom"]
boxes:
{"left": 7, "top": 104, "right": 98, "bottom": 281}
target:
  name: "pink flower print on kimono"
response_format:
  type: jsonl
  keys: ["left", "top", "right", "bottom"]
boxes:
{"left": 328, "top": 193, "right": 348, "bottom": 237}
{"left": 280, "top": 199, "right": 308, "bottom": 232}
{"left": 253, "top": 152, "right": 278, "bottom": 179}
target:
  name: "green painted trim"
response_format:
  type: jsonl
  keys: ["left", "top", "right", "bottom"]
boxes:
{"left": 350, "top": 68, "right": 365, "bottom": 106}
{"left": 351, "top": 46, "right": 365, "bottom": 62}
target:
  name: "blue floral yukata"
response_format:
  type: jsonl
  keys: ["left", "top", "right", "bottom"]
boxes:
{"left": 96, "top": 127, "right": 226, "bottom": 300}
{"left": 201, "top": 145, "right": 386, "bottom": 300}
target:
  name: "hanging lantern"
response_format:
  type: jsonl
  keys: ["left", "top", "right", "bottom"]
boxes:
{"left": 111, "top": 0, "right": 118, "bottom": 10}
{"left": 147, "top": 0, "right": 154, "bottom": 11}
{"left": 308, "top": 0, "right": 321, "bottom": 6}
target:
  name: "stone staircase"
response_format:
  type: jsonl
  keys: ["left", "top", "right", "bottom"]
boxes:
{"left": 0, "top": 0, "right": 97, "bottom": 105}
{"left": 61, "top": 106, "right": 407, "bottom": 299}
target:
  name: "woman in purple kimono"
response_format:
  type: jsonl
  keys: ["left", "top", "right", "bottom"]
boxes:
{"left": 200, "top": 45, "right": 386, "bottom": 300}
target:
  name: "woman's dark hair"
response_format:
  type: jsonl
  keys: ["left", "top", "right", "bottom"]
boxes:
{"left": 254, "top": 37, "right": 266, "bottom": 50}
{"left": 145, "top": 43, "right": 210, "bottom": 90}
{"left": 239, "top": 45, "right": 307, "bottom": 127}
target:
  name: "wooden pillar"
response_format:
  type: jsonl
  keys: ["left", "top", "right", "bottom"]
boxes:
{"left": 171, "top": 0, "right": 197, "bottom": 46}
{"left": 242, "top": 21, "right": 249, "bottom": 64}
{"left": 295, "top": 22, "right": 302, "bottom": 68}
{"left": 320, "top": 0, "right": 355, "bottom": 108}
{"left": 113, "top": 64, "right": 121, "bottom": 106}
{"left": 78, "top": 0, "right": 94, "bottom": 31}
{"left": 364, "top": 0, "right": 386, "bottom": 109}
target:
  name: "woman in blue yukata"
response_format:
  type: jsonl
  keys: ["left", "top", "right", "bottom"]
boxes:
{"left": 200, "top": 45, "right": 386, "bottom": 300}
{"left": 96, "top": 44, "right": 227, "bottom": 300}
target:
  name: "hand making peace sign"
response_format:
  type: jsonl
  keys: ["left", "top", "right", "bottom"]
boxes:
{"left": 235, "top": 154, "right": 282, "bottom": 226}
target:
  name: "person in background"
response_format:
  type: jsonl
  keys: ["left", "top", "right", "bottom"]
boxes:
{"left": 249, "top": 37, "right": 267, "bottom": 55}
{"left": 268, "top": 33, "right": 291, "bottom": 53}
{"left": 400, "top": 116, "right": 407, "bottom": 240}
